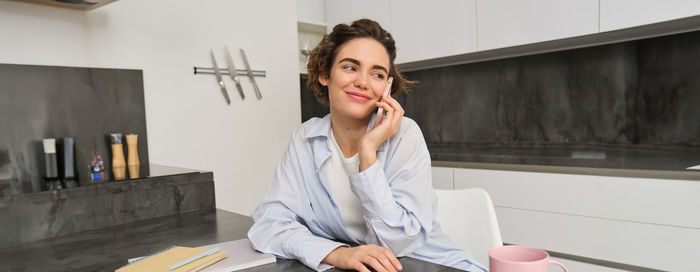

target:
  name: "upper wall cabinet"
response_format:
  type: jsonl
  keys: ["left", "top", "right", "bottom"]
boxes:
{"left": 325, "top": 0, "right": 391, "bottom": 33}
{"left": 476, "top": 0, "right": 599, "bottom": 51}
{"left": 600, "top": 0, "right": 700, "bottom": 32}
{"left": 325, "top": 0, "right": 700, "bottom": 68}
{"left": 15, "top": 0, "right": 116, "bottom": 10}
{"left": 390, "top": 0, "right": 477, "bottom": 63}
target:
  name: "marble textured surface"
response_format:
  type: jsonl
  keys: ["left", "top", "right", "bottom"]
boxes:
{"left": 400, "top": 31, "right": 700, "bottom": 147}
{"left": 0, "top": 63, "right": 150, "bottom": 193}
{"left": 0, "top": 209, "right": 246, "bottom": 272}
{"left": 429, "top": 144, "right": 700, "bottom": 173}
{"left": 0, "top": 209, "right": 461, "bottom": 272}
{"left": 0, "top": 166, "right": 214, "bottom": 248}
{"left": 300, "top": 74, "right": 330, "bottom": 122}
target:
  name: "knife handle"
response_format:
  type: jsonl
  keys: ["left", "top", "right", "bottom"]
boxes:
{"left": 252, "top": 83, "right": 262, "bottom": 99}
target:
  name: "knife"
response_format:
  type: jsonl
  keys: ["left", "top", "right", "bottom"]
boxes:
{"left": 224, "top": 46, "right": 245, "bottom": 100}
{"left": 210, "top": 49, "right": 231, "bottom": 105}
{"left": 240, "top": 49, "right": 263, "bottom": 100}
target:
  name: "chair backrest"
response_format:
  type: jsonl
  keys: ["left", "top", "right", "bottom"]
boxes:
{"left": 434, "top": 188, "right": 503, "bottom": 269}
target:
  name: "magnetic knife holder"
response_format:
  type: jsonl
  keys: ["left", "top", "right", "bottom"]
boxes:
{"left": 193, "top": 67, "right": 266, "bottom": 77}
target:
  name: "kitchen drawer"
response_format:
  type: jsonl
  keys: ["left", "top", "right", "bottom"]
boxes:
{"left": 453, "top": 167, "right": 700, "bottom": 228}
{"left": 495, "top": 206, "right": 698, "bottom": 271}
{"left": 431, "top": 166, "right": 454, "bottom": 189}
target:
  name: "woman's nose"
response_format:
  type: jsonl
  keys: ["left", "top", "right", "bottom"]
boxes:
{"left": 354, "top": 73, "right": 369, "bottom": 90}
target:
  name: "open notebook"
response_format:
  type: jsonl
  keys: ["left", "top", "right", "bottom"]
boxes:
{"left": 198, "top": 239, "right": 276, "bottom": 272}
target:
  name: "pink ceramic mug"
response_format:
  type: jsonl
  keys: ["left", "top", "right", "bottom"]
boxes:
{"left": 489, "top": 245, "right": 568, "bottom": 272}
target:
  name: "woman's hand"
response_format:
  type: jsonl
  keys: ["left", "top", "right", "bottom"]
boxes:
{"left": 322, "top": 244, "right": 403, "bottom": 272}
{"left": 359, "top": 93, "right": 405, "bottom": 171}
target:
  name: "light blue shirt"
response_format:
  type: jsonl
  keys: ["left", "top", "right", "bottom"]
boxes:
{"left": 247, "top": 114, "right": 486, "bottom": 272}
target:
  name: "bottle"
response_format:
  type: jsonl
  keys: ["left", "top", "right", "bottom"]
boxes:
{"left": 42, "top": 138, "right": 62, "bottom": 190}
{"left": 61, "top": 137, "right": 78, "bottom": 188}
{"left": 125, "top": 134, "right": 140, "bottom": 179}
{"left": 110, "top": 133, "right": 126, "bottom": 181}
{"left": 89, "top": 149, "right": 105, "bottom": 183}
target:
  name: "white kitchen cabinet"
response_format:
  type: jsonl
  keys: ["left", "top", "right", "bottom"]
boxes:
{"left": 493, "top": 206, "right": 699, "bottom": 272}
{"left": 600, "top": 0, "right": 700, "bottom": 32}
{"left": 453, "top": 167, "right": 700, "bottom": 271}
{"left": 550, "top": 257, "right": 629, "bottom": 272}
{"left": 325, "top": 0, "right": 391, "bottom": 33}
{"left": 431, "top": 166, "right": 454, "bottom": 189}
{"left": 453, "top": 168, "right": 700, "bottom": 228}
{"left": 390, "top": 0, "right": 477, "bottom": 64}
{"left": 476, "top": 0, "right": 599, "bottom": 51}
{"left": 297, "top": 0, "right": 326, "bottom": 25}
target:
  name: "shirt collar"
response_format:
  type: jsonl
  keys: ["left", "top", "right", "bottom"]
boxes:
{"left": 304, "top": 113, "right": 387, "bottom": 152}
{"left": 303, "top": 113, "right": 332, "bottom": 139}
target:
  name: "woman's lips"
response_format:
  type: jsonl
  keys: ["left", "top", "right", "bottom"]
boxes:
{"left": 346, "top": 92, "right": 372, "bottom": 103}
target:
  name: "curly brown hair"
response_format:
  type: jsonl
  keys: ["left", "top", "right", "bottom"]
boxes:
{"left": 306, "top": 19, "right": 412, "bottom": 104}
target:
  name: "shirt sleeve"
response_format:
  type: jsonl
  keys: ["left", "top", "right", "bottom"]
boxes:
{"left": 349, "top": 119, "right": 437, "bottom": 257}
{"left": 247, "top": 130, "right": 347, "bottom": 271}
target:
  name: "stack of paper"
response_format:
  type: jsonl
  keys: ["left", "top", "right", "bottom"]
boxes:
{"left": 198, "top": 239, "right": 276, "bottom": 272}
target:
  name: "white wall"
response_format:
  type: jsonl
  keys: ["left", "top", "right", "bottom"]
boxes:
{"left": 0, "top": 0, "right": 300, "bottom": 215}
{"left": 0, "top": 2, "right": 89, "bottom": 66}
{"left": 297, "top": 0, "right": 326, "bottom": 24}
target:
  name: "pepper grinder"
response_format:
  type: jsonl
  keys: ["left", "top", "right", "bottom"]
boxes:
{"left": 125, "top": 134, "right": 140, "bottom": 179}
{"left": 61, "top": 137, "right": 78, "bottom": 188}
{"left": 110, "top": 133, "right": 126, "bottom": 181}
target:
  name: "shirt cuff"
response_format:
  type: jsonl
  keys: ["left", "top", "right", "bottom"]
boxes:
{"left": 293, "top": 238, "right": 347, "bottom": 271}
{"left": 349, "top": 159, "right": 397, "bottom": 219}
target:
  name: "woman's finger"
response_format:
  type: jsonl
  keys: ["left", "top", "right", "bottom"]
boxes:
{"left": 374, "top": 101, "right": 390, "bottom": 126}
{"left": 383, "top": 103, "right": 394, "bottom": 125}
{"left": 381, "top": 248, "right": 403, "bottom": 271}
{"left": 355, "top": 263, "right": 372, "bottom": 272}
{"left": 380, "top": 96, "right": 404, "bottom": 128}
{"left": 382, "top": 97, "right": 395, "bottom": 116}
{"left": 369, "top": 250, "right": 397, "bottom": 272}
{"left": 383, "top": 94, "right": 404, "bottom": 114}
{"left": 362, "top": 255, "right": 388, "bottom": 272}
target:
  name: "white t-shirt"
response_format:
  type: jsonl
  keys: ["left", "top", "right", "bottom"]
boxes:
{"left": 325, "top": 127, "right": 367, "bottom": 242}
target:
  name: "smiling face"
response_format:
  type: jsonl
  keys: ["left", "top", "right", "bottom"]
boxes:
{"left": 319, "top": 38, "right": 391, "bottom": 120}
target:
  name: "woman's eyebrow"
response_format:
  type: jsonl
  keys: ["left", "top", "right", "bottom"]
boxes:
{"left": 372, "top": 65, "right": 388, "bottom": 74}
{"left": 338, "top": 57, "right": 360, "bottom": 65}
{"left": 338, "top": 57, "right": 388, "bottom": 74}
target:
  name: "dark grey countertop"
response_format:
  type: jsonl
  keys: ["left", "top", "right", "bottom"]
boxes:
{"left": 429, "top": 144, "right": 700, "bottom": 181}
{"left": 0, "top": 209, "right": 460, "bottom": 272}
{"left": 0, "top": 164, "right": 216, "bottom": 249}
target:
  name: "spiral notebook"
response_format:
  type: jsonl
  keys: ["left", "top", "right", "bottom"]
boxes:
{"left": 116, "top": 246, "right": 228, "bottom": 272}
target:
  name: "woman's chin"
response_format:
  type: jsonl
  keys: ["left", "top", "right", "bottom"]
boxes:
{"left": 343, "top": 107, "right": 374, "bottom": 120}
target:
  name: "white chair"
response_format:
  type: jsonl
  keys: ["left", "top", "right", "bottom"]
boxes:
{"left": 435, "top": 188, "right": 503, "bottom": 269}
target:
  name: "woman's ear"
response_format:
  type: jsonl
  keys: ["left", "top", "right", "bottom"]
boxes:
{"left": 318, "top": 74, "right": 329, "bottom": 87}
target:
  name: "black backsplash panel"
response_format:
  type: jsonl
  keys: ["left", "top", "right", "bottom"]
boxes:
{"left": 0, "top": 63, "right": 149, "bottom": 194}
{"left": 401, "top": 31, "right": 700, "bottom": 147}
{"left": 300, "top": 74, "right": 330, "bottom": 122}
{"left": 300, "top": 30, "right": 700, "bottom": 170}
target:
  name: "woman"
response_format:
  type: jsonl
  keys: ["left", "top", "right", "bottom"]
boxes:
{"left": 247, "top": 19, "right": 485, "bottom": 272}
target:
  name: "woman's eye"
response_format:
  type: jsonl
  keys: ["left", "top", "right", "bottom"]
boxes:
{"left": 372, "top": 72, "right": 385, "bottom": 79}
{"left": 343, "top": 65, "right": 356, "bottom": 71}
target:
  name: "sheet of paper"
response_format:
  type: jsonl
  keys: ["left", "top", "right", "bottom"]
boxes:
{"left": 199, "top": 239, "right": 276, "bottom": 272}
{"left": 686, "top": 164, "right": 700, "bottom": 170}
